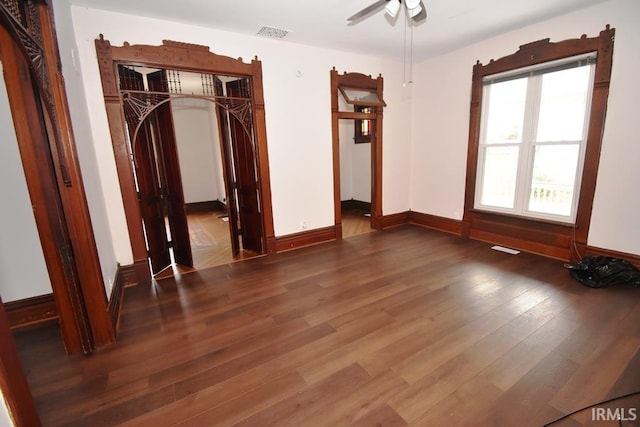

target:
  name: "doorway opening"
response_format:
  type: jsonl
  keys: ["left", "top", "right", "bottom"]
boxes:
{"left": 338, "top": 117, "right": 375, "bottom": 238}
{"left": 118, "top": 65, "right": 265, "bottom": 276}
{"left": 96, "top": 37, "right": 276, "bottom": 281}
{"left": 331, "top": 68, "right": 386, "bottom": 238}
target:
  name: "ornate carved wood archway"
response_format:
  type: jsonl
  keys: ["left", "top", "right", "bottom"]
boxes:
{"left": 95, "top": 36, "right": 276, "bottom": 280}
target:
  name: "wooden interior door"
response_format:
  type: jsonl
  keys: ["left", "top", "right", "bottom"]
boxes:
{"left": 118, "top": 66, "right": 171, "bottom": 273}
{"left": 225, "top": 78, "right": 263, "bottom": 253}
{"left": 146, "top": 71, "right": 193, "bottom": 268}
{"left": 214, "top": 77, "right": 241, "bottom": 256}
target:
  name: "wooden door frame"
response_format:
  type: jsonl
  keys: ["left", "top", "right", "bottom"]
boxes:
{"left": 0, "top": 1, "right": 113, "bottom": 354}
{"left": 330, "top": 68, "right": 384, "bottom": 238}
{"left": 95, "top": 36, "right": 276, "bottom": 280}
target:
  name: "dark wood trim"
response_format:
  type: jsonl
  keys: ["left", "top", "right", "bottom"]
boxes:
{"left": 107, "top": 260, "right": 148, "bottom": 332}
{"left": 39, "top": 1, "right": 114, "bottom": 350}
{"left": 107, "top": 264, "right": 125, "bottom": 333}
{"left": 0, "top": 11, "right": 116, "bottom": 354}
{"left": 0, "top": 24, "right": 84, "bottom": 352}
{"left": 274, "top": 226, "right": 338, "bottom": 253}
{"left": 380, "top": 211, "right": 410, "bottom": 229}
{"left": 341, "top": 199, "right": 371, "bottom": 212}
{"left": 129, "top": 258, "right": 151, "bottom": 286}
{"left": 251, "top": 59, "right": 276, "bottom": 253}
{"left": 463, "top": 26, "right": 615, "bottom": 263}
{"left": 330, "top": 70, "right": 342, "bottom": 240}
{"left": 584, "top": 246, "right": 640, "bottom": 269}
{"left": 265, "top": 237, "right": 277, "bottom": 255}
{"left": 0, "top": 295, "right": 42, "bottom": 426}
{"left": 184, "top": 200, "right": 226, "bottom": 214}
{"left": 127, "top": 260, "right": 150, "bottom": 286}
{"left": 409, "top": 211, "right": 463, "bottom": 236}
{"left": 405, "top": 211, "right": 639, "bottom": 266}
{"left": 466, "top": 210, "right": 574, "bottom": 261}
{"left": 4, "top": 294, "right": 58, "bottom": 329}
{"left": 95, "top": 36, "right": 274, "bottom": 281}
{"left": 331, "top": 68, "right": 384, "bottom": 238}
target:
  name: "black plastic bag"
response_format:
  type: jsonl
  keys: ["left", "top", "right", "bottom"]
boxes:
{"left": 567, "top": 256, "right": 640, "bottom": 288}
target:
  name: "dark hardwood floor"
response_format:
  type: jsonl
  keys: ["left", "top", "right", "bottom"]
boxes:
{"left": 13, "top": 226, "right": 640, "bottom": 426}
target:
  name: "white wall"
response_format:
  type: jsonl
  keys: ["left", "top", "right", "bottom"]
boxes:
{"left": 0, "top": 62, "right": 52, "bottom": 302}
{"left": 60, "top": 5, "right": 411, "bottom": 270}
{"left": 0, "top": 391, "right": 12, "bottom": 427}
{"left": 56, "top": 0, "right": 638, "bottom": 276}
{"left": 411, "top": 0, "right": 640, "bottom": 256}
{"left": 339, "top": 120, "right": 354, "bottom": 200}
{"left": 52, "top": 0, "right": 121, "bottom": 295}
{"left": 171, "top": 98, "right": 224, "bottom": 204}
{"left": 339, "top": 120, "right": 372, "bottom": 203}
{"left": 352, "top": 142, "right": 372, "bottom": 203}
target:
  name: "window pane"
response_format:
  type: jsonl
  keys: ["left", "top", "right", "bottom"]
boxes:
{"left": 528, "top": 144, "right": 579, "bottom": 216}
{"left": 484, "top": 78, "right": 527, "bottom": 144}
{"left": 338, "top": 87, "right": 385, "bottom": 106}
{"left": 480, "top": 146, "right": 519, "bottom": 208}
{"left": 536, "top": 66, "right": 590, "bottom": 142}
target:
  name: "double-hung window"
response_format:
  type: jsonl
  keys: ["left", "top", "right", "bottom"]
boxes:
{"left": 475, "top": 53, "right": 596, "bottom": 223}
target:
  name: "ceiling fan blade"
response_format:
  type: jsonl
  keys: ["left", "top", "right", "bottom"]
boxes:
{"left": 411, "top": 0, "right": 427, "bottom": 22}
{"left": 347, "top": 0, "right": 389, "bottom": 22}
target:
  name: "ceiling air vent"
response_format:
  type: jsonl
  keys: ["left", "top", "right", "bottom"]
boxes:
{"left": 256, "top": 26, "right": 289, "bottom": 39}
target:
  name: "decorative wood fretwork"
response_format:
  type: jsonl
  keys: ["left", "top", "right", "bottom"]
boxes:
{"left": 121, "top": 90, "right": 254, "bottom": 142}
{"left": 0, "top": 0, "right": 74, "bottom": 186}
{"left": 115, "top": 61, "right": 255, "bottom": 139}
{"left": 0, "top": 0, "right": 51, "bottom": 117}
{"left": 95, "top": 35, "right": 276, "bottom": 272}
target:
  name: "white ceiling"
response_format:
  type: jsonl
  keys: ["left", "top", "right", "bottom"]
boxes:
{"left": 66, "top": 0, "right": 611, "bottom": 61}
